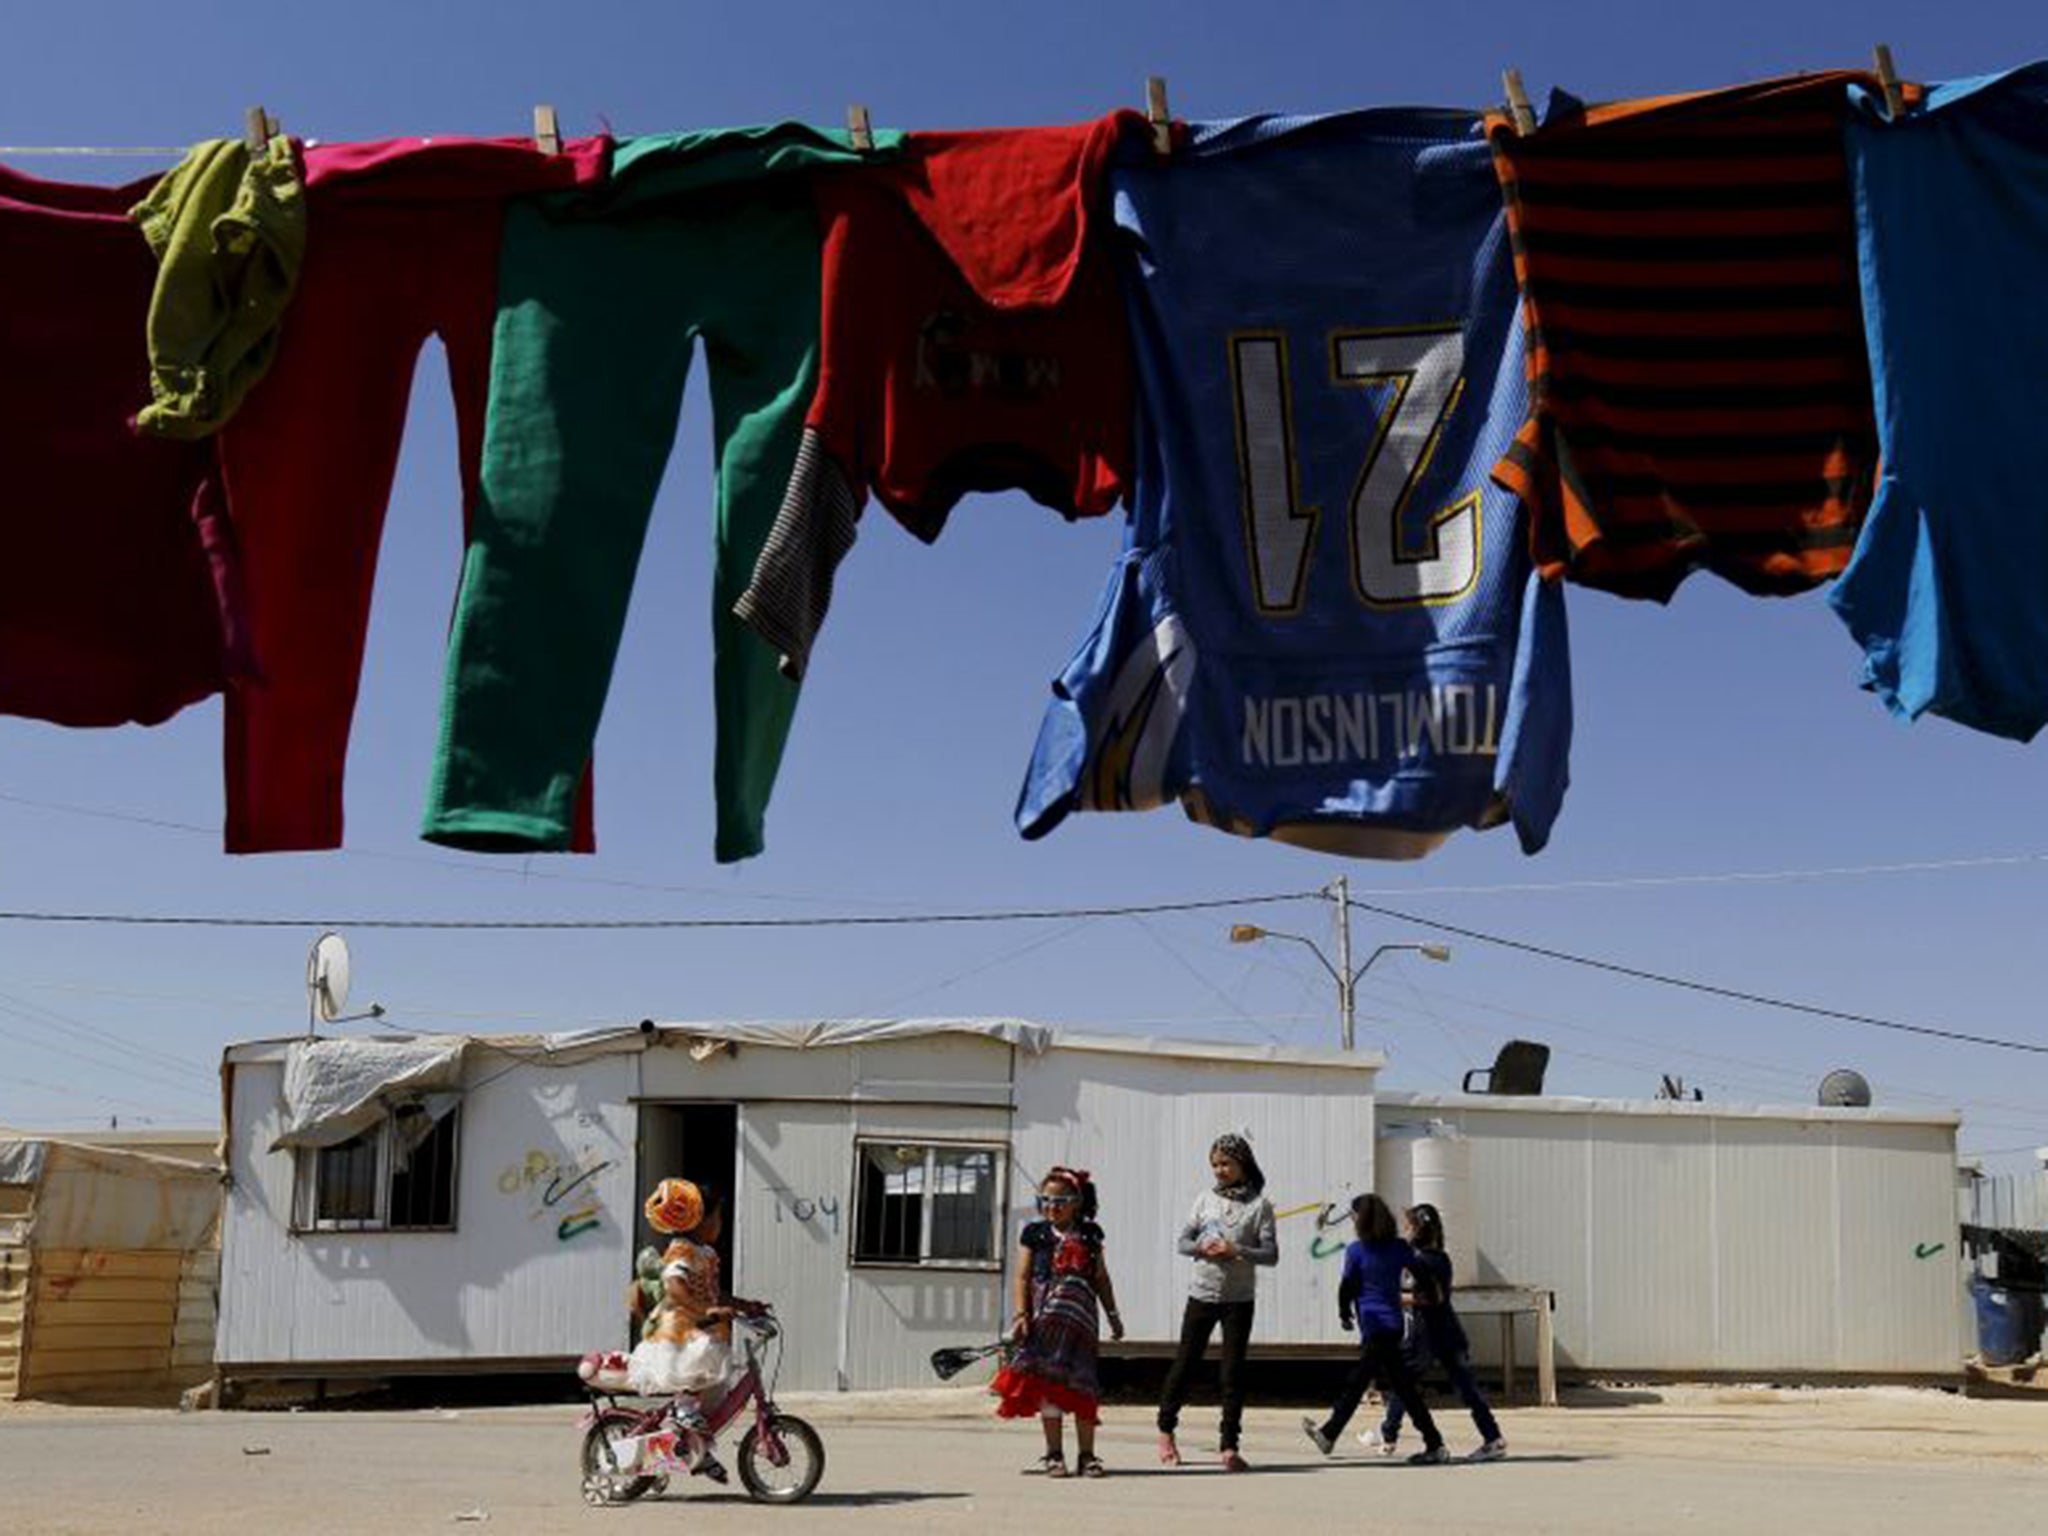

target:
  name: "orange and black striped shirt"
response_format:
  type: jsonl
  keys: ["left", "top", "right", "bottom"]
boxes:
{"left": 1487, "top": 74, "right": 1886, "bottom": 600}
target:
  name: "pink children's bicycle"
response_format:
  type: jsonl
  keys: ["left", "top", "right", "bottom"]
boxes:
{"left": 577, "top": 1307, "right": 825, "bottom": 1507}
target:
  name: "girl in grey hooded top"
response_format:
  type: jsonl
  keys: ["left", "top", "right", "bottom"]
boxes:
{"left": 1155, "top": 1133, "right": 1277, "bottom": 1469}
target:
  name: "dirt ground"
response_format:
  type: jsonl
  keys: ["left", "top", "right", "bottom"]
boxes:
{"left": 1, "top": 1383, "right": 2044, "bottom": 1534}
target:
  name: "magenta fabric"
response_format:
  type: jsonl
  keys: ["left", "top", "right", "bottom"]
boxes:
{"left": 217, "top": 136, "right": 608, "bottom": 854}
{"left": 0, "top": 165, "right": 230, "bottom": 726}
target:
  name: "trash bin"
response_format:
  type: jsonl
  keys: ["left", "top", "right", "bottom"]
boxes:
{"left": 1970, "top": 1274, "right": 2026, "bottom": 1366}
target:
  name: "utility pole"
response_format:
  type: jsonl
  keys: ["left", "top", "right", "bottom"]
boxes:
{"left": 1330, "top": 876, "right": 1356, "bottom": 1052}
{"left": 1228, "top": 878, "right": 1450, "bottom": 1052}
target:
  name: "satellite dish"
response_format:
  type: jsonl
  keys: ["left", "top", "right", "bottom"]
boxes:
{"left": 307, "top": 932, "right": 352, "bottom": 1024}
{"left": 1818, "top": 1068, "right": 1873, "bottom": 1108}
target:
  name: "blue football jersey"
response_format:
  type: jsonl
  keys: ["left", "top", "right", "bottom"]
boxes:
{"left": 1829, "top": 65, "right": 2048, "bottom": 741}
{"left": 1017, "top": 111, "right": 1571, "bottom": 857}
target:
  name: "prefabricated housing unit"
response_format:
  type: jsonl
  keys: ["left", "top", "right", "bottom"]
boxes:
{"left": 1379, "top": 1091, "right": 1964, "bottom": 1381}
{"left": 215, "top": 1020, "right": 1966, "bottom": 1391}
{"left": 217, "top": 1021, "right": 1384, "bottom": 1391}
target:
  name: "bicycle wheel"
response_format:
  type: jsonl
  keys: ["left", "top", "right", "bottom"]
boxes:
{"left": 736, "top": 1413, "right": 825, "bottom": 1503}
{"left": 581, "top": 1410, "right": 661, "bottom": 1504}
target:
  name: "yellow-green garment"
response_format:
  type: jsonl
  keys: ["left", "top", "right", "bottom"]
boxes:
{"left": 130, "top": 135, "right": 306, "bottom": 438}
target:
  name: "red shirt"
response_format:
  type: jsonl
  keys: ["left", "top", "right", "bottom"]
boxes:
{"left": 735, "top": 115, "right": 1143, "bottom": 678}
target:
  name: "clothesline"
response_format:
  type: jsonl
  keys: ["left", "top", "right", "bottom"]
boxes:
{"left": 0, "top": 45, "right": 1913, "bottom": 163}
{"left": 0, "top": 146, "right": 188, "bottom": 157}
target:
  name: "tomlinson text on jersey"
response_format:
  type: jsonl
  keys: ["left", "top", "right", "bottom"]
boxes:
{"left": 1241, "top": 685, "right": 1501, "bottom": 769}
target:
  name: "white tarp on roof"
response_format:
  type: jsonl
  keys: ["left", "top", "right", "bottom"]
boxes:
{"left": 648, "top": 1018, "right": 1055, "bottom": 1055}
{"left": 0, "top": 1139, "right": 219, "bottom": 1251}
{"left": 0, "top": 1139, "right": 49, "bottom": 1186}
{"left": 223, "top": 1019, "right": 1383, "bottom": 1079}
{"left": 271, "top": 1037, "right": 467, "bottom": 1150}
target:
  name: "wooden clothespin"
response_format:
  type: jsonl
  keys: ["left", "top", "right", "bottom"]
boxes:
{"left": 244, "top": 106, "right": 276, "bottom": 151}
{"left": 1502, "top": 70, "right": 1537, "bottom": 136}
{"left": 847, "top": 104, "right": 874, "bottom": 153}
{"left": 1873, "top": 45, "right": 1907, "bottom": 122}
{"left": 1145, "top": 76, "right": 1172, "bottom": 157}
{"left": 533, "top": 104, "right": 561, "bottom": 157}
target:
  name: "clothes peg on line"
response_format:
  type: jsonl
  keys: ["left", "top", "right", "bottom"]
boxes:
{"left": 1145, "top": 76, "right": 1171, "bottom": 156}
{"left": 1502, "top": 69, "right": 1537, "bottom": 136}
{"left": 533, "top": 104, "right": 561, "bottom": 156}
{"left": 244, "top": 107, "right": 275, "bottom": 151}
{"left": 847, "top": 104, "right": 874, "bottom": 152}
{"left": 1873, "top": 45, "right": 1906, "bottom": 121}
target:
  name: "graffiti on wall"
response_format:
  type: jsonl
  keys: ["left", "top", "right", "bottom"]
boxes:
{"left": 761, "top": 1185, "right": 842, "bottom": 1236}
{"left": 1276, "top": 1197, "right": 1359, "bottom": 1262}
{"left": 498, "top": 1147, "right": 615, "bottom": 1243}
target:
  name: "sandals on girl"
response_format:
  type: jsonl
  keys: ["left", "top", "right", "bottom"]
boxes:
{"left": 1076, "top": 1453, "right": 1108, "bottom": 1478}
{"left": 1028, "top": 1452, "right": 1068, "bottom": 1478}
{"left": 1157, "top": 1432, "right": 1182, "bottom": 1466}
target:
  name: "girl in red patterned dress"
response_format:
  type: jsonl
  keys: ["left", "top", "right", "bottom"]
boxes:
{"left": 991, "top": 1167, "right": 1124, "bottom": 1477}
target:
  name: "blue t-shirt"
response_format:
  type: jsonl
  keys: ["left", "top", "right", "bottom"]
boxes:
{"left": 1340, "top": 1237, "right": 1417, "bottom": 1336}
{"left": 1015, "top": 110, "right": 1571, "bottom": 858}
{"left": 1829, "top": 64, "right": 2048, "bottom": 740}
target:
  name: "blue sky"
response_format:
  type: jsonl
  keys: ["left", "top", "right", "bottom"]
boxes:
{"left": 2, "top": 1, "right": 2044, "bottom": 1183}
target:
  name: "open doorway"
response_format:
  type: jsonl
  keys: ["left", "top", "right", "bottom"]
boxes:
{"left": 636, "top": 1103, "right": 738, "bottom": 1282}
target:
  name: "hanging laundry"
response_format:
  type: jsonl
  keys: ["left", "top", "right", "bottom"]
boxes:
{"left": 1486, "top": 74, "right": 1880, "bottom": 600}
{"left": 1828, "top": 65, "right": 2048, "bottom": 741}
{"left": 214, "top": 136, "right": 608, "bottom": 855}
{"left": 421, "top": 125, "right": 900, "bottom": 864}
{"left": 735, "top": 113, "right": 1143, "bottom": 680}
{"left": 0, "top": 165, "right": 233, "bottom": 727}
{"left": 130, "top": 133, "right": 306, "bottom": 438}
{"left": 1017, "top": 112, "right": 1571, "bottom": 858}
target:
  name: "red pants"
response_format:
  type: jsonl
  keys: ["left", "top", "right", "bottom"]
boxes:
{"left": 0, "top": 166, "right": 229, "bottom": 726}
{"left": 218, "top": 139, "right": 604, "bottom": 853}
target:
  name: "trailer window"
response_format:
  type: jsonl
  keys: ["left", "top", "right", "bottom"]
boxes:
{"left": 853, "top": 1141, "right": 1002, "bottom": 1268}
{"left": 293, "top": 1100, "right": 461, "bottom": 1233}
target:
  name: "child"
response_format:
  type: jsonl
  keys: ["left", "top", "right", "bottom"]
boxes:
{"left": 991, "top": 1167, "right": 1124, "bottom": 1477}
{"left": 625, "top": 1244, "right": 665, "bottom": 1340}
{"left": 1301, "top": 1192, "right": 1449, "bottom": 1465}
{"left": 1156, "top": 1132, "right": 1277, "bottom": 1472}
{"left": 627, "top": 1179, "right": 761, "bottom": 1481}
{"left": 1364, "top": 1202, "right": 1507, "bottom": 1462}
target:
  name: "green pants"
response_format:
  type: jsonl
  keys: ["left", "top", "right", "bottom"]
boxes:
{"left": 423, "top": 128, "right": 892, "bottom": 861}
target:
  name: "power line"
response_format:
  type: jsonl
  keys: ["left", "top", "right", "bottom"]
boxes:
{"left": 1353, "top": 972, "right": 2048, "bottom": 1125}
{"left": 0, "top": 891, "right": 1321, "bottom": 931}
{"left": 17, "top": 784, "right": 2048, "bottom": 906}
{"left": 1346, "top": 895, "right": 2048, "bottom": 1058}
{"left": 1344, "top": 851, "right": 2048, "bottom": 898}
{"left": 0, "top": 788, "right": 936, "bottom": 910}
{"left": 0, "top": 987, "right": 217, "bottom": 1082}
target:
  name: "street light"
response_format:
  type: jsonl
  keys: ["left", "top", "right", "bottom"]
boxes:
{"left": 1229, "top": 886, "right": 1450, "bottom": 1052}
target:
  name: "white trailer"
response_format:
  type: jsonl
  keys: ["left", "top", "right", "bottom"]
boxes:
{"left": 217, "top": 1021, "right": 1382, "bottom": 1391}
{"left": 1377, "top": 1091, "right": 1964, "bottom": 1383}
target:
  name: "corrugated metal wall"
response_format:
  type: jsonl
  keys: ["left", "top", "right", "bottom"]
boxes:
{"left": 173, "top": 1249, "right": 219, "bottom": 1382}
{"left": 218, "top": 1053, "right": 638, "bottom": 1369}
{"left": 1377, "top": 1098, "right": 1963, "bottom": 1378}
{"left": 1012, "top": 1046, "right": 1380, "bottom": 1350}
{"left": 0, "top": 1180, "right": 30, "bottom": 1399}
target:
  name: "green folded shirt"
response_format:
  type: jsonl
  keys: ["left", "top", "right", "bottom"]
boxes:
{"left": 131, "top": 134, "right": 307, "bottom": 438}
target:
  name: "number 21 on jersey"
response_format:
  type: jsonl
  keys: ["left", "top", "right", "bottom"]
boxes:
{"left": 1229, "top": 324, "right": 1480, "bottom": 614}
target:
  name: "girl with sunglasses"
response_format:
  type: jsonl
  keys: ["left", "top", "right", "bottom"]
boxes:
{"left": 991, "top": 1167, "right": 1123, "bottom": 1477}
